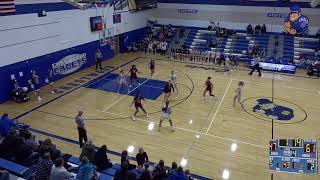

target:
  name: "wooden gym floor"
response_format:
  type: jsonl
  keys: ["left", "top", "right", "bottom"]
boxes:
{"left": 1, "top": 53, "right": 319, "bottom": 180}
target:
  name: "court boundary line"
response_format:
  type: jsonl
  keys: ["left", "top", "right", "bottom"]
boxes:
{"left": 205, "top": 79, "right": 233, "bottom": 135}
{"left": 102, "top": 110, "right": 266, "bottom": 149}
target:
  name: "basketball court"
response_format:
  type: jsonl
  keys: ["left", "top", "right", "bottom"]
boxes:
{"left": 1, "top": 52, "right": 319, "bottom": 180}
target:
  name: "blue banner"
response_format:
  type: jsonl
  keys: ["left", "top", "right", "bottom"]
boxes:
{"left": 251, "top": 61, "right": 297, "bottom": 74}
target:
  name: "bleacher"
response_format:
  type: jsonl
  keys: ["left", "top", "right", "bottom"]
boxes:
{"left": 0, "top": 126, "right": 211, "bottom": 180}
{"left": 168, "top": 25, "right": 319, "bottom": 67}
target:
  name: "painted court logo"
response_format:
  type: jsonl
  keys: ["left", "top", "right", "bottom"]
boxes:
{"left": 253, "top": 99, "right": 294, "bottom": 121}
{"left": 284, "top": 5, "right": 309, "bottom": 35}
{"left": 52, "top": 53, "right": 87, "bottom": 75}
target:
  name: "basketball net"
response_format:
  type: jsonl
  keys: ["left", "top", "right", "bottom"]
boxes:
{"left": 94, "top": 2, "right": 114, "bottom": 49}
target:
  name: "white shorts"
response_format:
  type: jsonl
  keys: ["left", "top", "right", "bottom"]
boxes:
{"left": 119, "top": 79, "right": 127, "bottom": 84}
{"left": 161, "top": 115, "right": 170, "bottom": 121}
{"left": 161, "top": 111, "right": 171, "bottom": 120}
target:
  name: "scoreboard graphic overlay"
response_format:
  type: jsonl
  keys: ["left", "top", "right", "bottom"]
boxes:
{"left": 269, "top": 139, "right": 318, "bottom": 174}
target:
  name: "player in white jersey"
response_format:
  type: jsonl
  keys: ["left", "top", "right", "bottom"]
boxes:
{"left": 233, "top": 81, "right": 245, "bottom": 110}
{"left": 169, "top": 71, "right": 178, "bottom": 94}
{"left": 118, "top": 70, "right": 129, "bottom": 93}
{"left": 159, "top": 100, "right": 174, "bottom": 132}
{"left": 224, "top": 57, "right": 231, "bottom": 75}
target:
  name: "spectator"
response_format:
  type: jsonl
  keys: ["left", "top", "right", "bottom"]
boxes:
{"left": 50, "top": 157, "right": 74, "bottom": 180}
{"left": 0, "top": 113, "right": 16, "bottom": 136}
{"left": 316, "top": 29, "right": 320, "bottom": 39}
{"left": 168, "top": 162, "right": 177, "bottom": 176}
{"left": 185, "top": 169, "right": 193, "bottom": 180}
{"left": 35, "top": 152, "right": 54, "bottom": 180}
{"left": 315, "top": 47, "right": 319, "bottom": 57}
{"left": 12, "top": 80, "right": 29, "bottom": 103}
{"left": 77, "top": 156, "right": 97, "bottom": 180}
{"left": 38, "top": 138, "right": 60, "bottom": 161}
{"left": 209, "top": 37, "right": 217, "bottom": 48}
{"left": 93, "top": 145, "right": 112, "bottom": 171}
{"left": 114, "top": 161, "right": 137, "bottom": 180}
{"left": 261, "top": 24, "right": 267, "bottom": 33}
{"left": 79, "top": 140, "right": 96, "bottom": 163}
{"left": 140, "top": 163, "right": 152, "bottom": 180}
{"left": 170, "top": 166, "right": 187, "bottom": 180}
{"left": 254, "top": 24, "right": 261, "bottom": 34}
{"left": 247, "top": 24, "right": 253, "bottom": 34}
{"left": 121, "top": 150, "right": 136, "bottom": 170}
{"left": 15, "top": 139, "right": 36, "bottom": 166}
{"left": 136, "top": 147, "right": 149, "bottom": 168}
{"left": 0, "top": 130, "right": 22, "bottom": 159}
{"left": 0, "top": 170, "right": 9, "bottom": 180}
{"left": 152, "top": 160, "right": 167, "bottom": 180}
{"left": 24, "top": 131, "right": 40, "bottom": 151}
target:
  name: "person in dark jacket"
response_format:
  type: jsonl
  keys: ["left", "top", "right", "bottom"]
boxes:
{"left": 38, "top": 138, "right": 60, "bottom": 161}
{"left": 140, "top": 163, "right": 152, "bottom": 180}
{"left": 0, "top": 130, "right": 22, "bottom": 159}
{"left": 261, "top": 24, "right": 267, "bottom": 33}
{"left": 114, "top": 161, "right": 137, "bottom": 180}
{"left": 136, "top": 147, "right": 149, "bottom": 168}
{"left": 121, "top": 150, "right": 136, "bottom": 170}
{"left": 152, "top": 160, "right": 167, "bottom": 180}
{"left": 168, "top": 162, "right": 178, "bottom": 176}
{"left": 170, "top": 166, "right": 187, "bottom": 180}
{"left": 79, "top": 140, "right": 96, "bottom": 163}
{"left": 93, "top": 145, "right": 112, "bottom": 171}
{"left": 247, "top": 24, "right": 253, "bottom": 34}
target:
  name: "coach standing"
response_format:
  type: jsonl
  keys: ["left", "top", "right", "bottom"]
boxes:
{"left": 75, "top": 111, "right": 88, "bottom": 148}
{"left": 95, "top": 49, "right": 103, "bottom": 70}
{"left": 249, "top": 54, "right": 262, "bottom": 76}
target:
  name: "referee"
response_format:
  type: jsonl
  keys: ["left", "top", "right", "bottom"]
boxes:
{"left": 249, "top": 54, "right": 262, "bottom": 76}
{"left": 95, "top": 49, "right": 103, "bottom": 70}
{"left": 75, "top": 111, "right": 88, "bottom": 148}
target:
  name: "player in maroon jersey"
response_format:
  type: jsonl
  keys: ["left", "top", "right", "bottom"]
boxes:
{"left": 149, "top": 59, "right": 155, "bottom": 78}
{"left": 129, "top": 65, "right": 140, "bottom": 88}
{"left": 203, "top": 77, "right": 215, "bottom": 100}
{"left": 131, "top": 90, "right": 148, "bottom": 121}
{"left": 163, "top": 80, "right": 174, "bottom": 101}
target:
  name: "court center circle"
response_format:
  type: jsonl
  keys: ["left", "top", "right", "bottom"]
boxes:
{"left": 242, "top": 97, "right": 307, "bottom": 124}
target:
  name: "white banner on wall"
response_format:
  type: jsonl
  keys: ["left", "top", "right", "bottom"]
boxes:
{"left": 267, "top": 13, "right": 287, "bottom": 18}
{"left": 177, "top": 9, "right": 198, "bottom": 13}
{"left": 52, "top": 53, "right": 87, "bottom": 75}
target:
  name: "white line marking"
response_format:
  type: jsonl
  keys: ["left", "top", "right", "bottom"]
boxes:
{"left": 102, "top": 72, "right": 160, "bottom": 112}
{"left": 205, "top": 79, "right": 233, "bottom": 135}
{"left": 101, "top": 110, "right": 266, "bottom": 149}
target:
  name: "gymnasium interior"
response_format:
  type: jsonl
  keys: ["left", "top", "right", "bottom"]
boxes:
{"left": 0, "top": 0, "right": 320, "bottom": 180}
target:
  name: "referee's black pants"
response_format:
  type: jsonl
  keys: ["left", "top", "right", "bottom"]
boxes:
{"left": 96, "top": 58, "right": 103, "bottom": 70}
{"left": 77, "top": 127, "right": 88, "bottom": 148}
{"left": 249, "top": 64, "right": 261, "bottom": 76}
